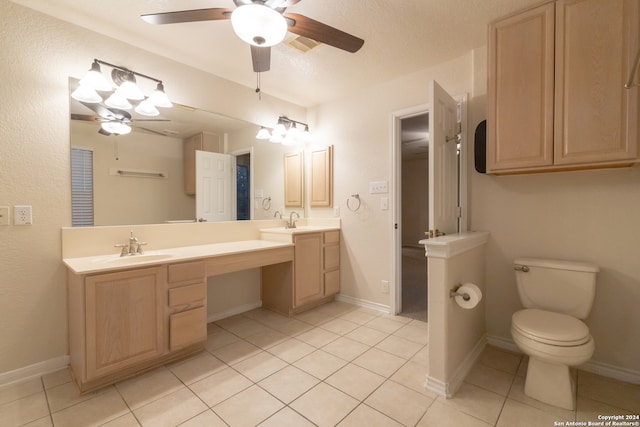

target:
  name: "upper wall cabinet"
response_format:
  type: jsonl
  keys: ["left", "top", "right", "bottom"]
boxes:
{"left": 310, "top": 145, "right": 333, "bottom": 207}
{"left": 487, "top": 0, "right": 640, "bottom": 174}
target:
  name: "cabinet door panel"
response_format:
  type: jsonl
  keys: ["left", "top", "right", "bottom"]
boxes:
{"left": 487, "top": 3, "right": 555, "bottom": 171}
{"left": 293, "top": 233, "right": 323, "bottom": 307}
{"left": 324, "top": 245, "right": 340, "bottom": 271}
{"left": 85, "top": 267, "right": 164, "bottom": 379}
{"left": 555, "top": 0, "right": 639, "bottom": 164}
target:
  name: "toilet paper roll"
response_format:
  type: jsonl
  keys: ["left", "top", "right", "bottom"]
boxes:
{"left": 455, "top": 283, "right": 482, "bottom": 309}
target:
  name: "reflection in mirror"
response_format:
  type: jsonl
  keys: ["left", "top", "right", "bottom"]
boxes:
{"left": 69, "top": 77, "right": 302, "bottom": 226}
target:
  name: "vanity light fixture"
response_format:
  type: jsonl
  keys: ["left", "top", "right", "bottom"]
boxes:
{"left": 231, "top": 4, "right": 288, "bottom": 47}
{"left": 74, "top": 59, "right": 173, "bottom": 109}
{"left": 256, "top": 116, "right": 312, "bottom": 145}
{"left": 134, "top": 98, "right": 160, "bottom": 117}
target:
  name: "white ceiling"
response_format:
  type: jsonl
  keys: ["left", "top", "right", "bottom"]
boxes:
{"left": 13, "top": 0, "right": 542, "bottom": 107}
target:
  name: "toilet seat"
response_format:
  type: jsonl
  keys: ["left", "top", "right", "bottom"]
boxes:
{"left": 512, "top": 309, "right": 590, "bottom": 346}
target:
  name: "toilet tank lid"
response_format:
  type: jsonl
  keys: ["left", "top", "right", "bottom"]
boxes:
{"left": 514, "top": 258, "right": 599, "bottom": 273}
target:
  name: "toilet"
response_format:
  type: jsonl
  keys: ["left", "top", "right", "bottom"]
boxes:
{"left": 511, "top": 257, "right": 599, "bottom": 410}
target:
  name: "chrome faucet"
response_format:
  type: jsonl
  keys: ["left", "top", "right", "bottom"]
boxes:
{"left": 286, "top": 211, "right": 300, "bottom": 229}
{"left": 115, "top": 231, "right": 147, "bottom": 256}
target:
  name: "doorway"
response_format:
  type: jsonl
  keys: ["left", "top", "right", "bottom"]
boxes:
{"left": 236, "top": 153, "right": 251, "bottom": 220}
{"left": 399, "top": 113, "right": 429, "bottom": 322}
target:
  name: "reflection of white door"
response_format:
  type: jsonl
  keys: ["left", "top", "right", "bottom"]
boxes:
{"left": 196, "top": 150, "right": 233, "bottom": 222}
{"left": 428, "top": 80, "right": 459, "bottom": 235}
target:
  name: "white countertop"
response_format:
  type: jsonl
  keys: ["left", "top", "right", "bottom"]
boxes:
{"left": 63, "top": 239, "right": 293, "bottom": 275}
{"left": 260, "top": 225, "right": 340, "bottom": 234}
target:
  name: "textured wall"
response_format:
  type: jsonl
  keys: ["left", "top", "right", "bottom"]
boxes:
{"left": 0, "top": 0, "right": 304, "bottom": 376}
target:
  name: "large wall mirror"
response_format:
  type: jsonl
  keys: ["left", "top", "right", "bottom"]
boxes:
{"left": 69, "top": 78, "right": 303, "bottom": 226}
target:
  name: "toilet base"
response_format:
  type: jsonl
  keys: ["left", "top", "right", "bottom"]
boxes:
{"left": 524, "top": 357, "right": 576, "bottom": 410}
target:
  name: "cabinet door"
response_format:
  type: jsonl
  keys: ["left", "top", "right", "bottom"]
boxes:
{"left": 554, "top": 0, "right": 639, "bottom": 165}
{"left": 294, "top": 233, "right": 323, "bottom": 307}
{"left": 85, "top": 267, "right": 164, "bottom": 380}
{"left": 487, "top": 3, "right": 555, "bottom": 171}
{"left": 284, "top": 151, "right": 304, "bottom": 207}
{"left": 310, "top": 146, "right": 333, "bottom": 207}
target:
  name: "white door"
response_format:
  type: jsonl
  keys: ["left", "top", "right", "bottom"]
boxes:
{"left": 428, "top": 80, "right": 459, "bottom": 236}
{"left": 196, "top": 150, "right": 234, "bottom": 222}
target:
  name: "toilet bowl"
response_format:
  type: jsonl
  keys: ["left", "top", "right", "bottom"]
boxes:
{"left": 511, "top": 308, "right": 594, "bottom": 409}
{"left": 511, "top": 258, "right": 598, "bottom": 410}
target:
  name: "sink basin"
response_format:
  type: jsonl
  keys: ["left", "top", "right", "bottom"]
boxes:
{"left": 96, "top": 252, "right": 174, "bottom": 265}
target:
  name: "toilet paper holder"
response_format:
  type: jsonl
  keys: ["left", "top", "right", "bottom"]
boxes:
{"left": 449, "top": 284, "right": 471, "bottom": 301}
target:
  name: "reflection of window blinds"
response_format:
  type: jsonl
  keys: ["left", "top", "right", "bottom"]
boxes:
{"left": 71, "top": 147, "right": 94, "bottom": 227}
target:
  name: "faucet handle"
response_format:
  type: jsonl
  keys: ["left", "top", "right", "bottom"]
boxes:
{"left": 136, "top": 242, "right": 147, "bottom": 254}
{"left": 114, "top": 243, "right": 129, "bottom": 256}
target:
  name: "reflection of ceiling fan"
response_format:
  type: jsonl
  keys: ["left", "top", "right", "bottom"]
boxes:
{"left": 71, "top": 102, "right": 169, "bottom": 136}
{"left": 141, "top": 0, "right": 365, "bottom": 72}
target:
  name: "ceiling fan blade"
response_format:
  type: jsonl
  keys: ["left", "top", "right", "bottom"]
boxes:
{"left": 141, "top": 8, "right": 231, "bottom": 25}
{"left": 98, "top": 128, "right": 112, "bottom": 136}
{"left": 135, "top": 127, "right": 170, "bottom": 136}
{"left": 132, "top": 119, "right": 171, "bottom": 122}
{"left": 251, "top": 45, "right": 271, "bottom": 72}
{"left": 71, "top": 114, "right": 102, "bottom": 122}
{"left": 284, "top": 13, "right": 364, "bottom": 53}
{"left": 279, "top": 0, "right": 303, "bottom": 7}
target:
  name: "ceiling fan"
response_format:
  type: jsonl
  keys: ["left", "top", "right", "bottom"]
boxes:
{"left": 141, "top": 0, "right": 365, "bottom": 72}
{"left": 71, "top": 102, "right": 170, "bottom": 136}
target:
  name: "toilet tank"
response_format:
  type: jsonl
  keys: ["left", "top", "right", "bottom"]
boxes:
{"left": 514, "top": 257, "right": 599, "bottom": 319}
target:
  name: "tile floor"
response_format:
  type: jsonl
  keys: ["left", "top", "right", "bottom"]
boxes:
{"left": 1, "top": 301, "right": 639, "bottom": 426}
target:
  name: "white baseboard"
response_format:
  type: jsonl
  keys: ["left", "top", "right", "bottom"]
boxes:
{"left": 487, "top": 334, "right": 640, "bottom": 385}
{"left": 207, "top": 300, "right": 263, "bottom": 323}
{"left": 425, "top": 334, "right": 487, "bottom": 398}
{"left": 0, "top": 356, "right": 69, "bottom": 389}
{"left": 334, "top": 294, "right": 391, "bottom": 314}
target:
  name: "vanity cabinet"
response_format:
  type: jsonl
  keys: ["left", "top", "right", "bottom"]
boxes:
{"left": 184, "top": 132, "right": 221, "bottom": 195}
{"left": 68, "top": 263, "right": 207, "bottom": 392}
{"left": 262, "top": 230, "right": 340, "bottom": 315}
{"left": 487, "top": 0, "right": 639, "bottom": 174}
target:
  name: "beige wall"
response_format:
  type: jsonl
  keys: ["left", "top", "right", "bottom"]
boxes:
{"left": 0, "top": 0, "right": 304, "bottom": 376}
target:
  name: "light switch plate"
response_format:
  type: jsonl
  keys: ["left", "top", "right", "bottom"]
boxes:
{"left": 369, "top": 181, "right": 388, "bottom": 194}
{"left": 0, "top": 206, "right": 9, "bottom": 226}
{"left": 14, "top": 205, "right": 32, "bottom": 225}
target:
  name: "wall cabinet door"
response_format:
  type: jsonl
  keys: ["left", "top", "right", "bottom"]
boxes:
{"left": 310, "top": 145, "right": 333, "bottom": 207}
{"left": 85, "top": 267, "right": 164, "bottom": 380}
{"left": 293, "top": 233, "right": 323, "bottom": 307}
{"left": 554, "top": 0, "right": 639, "bottom": 165}
{"left": 284, "top": 151, "right": 304, "bottom": 207}
{"left": 487, "top": 0, "right": 639, "bottom": 174}
{"left": 487, "top": 2, "right": 555, "bottom": 171}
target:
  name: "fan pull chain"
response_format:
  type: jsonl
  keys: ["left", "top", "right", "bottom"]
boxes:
{"left": 255, "top": 72, "right": 262, "bottom": 101}
{"left": 114, "top": 139, "right": 119, "bottom": 161}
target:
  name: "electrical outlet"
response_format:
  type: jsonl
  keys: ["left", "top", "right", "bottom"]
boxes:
{"left": 14, "top": 205, "right": 32, "bottom": 225}
{"left": 369, "top": 181, "right": 388, "bottom": 194}
{"left": 381, "top": 280, "right": 389, "bottom": 294}
{"left": 0, "top": 206, "right": 9, "bottom": 226}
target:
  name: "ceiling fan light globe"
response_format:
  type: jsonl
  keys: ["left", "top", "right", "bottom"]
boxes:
{"left": 71, "top": 85, "right": 102, "bottom": 103}
{"left": 231, "top": 4, "right": 287, "bottom": 47}
{"left": 135, "top": 98, "right": 160, "bottom": 116}
{"left": 101, "top": 121, "right": 132, "bottom": 135}
{"left": 105, "top": 92, "right": 132, "bottom": 110}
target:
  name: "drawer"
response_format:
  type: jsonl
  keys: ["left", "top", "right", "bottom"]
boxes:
{"left": 324, "top": 230, "right": 340, "bottom": 244}
{"left": 168, "top": 282, "right": 205, "bottom": 309}
{"left": 169, "top": 306, "right": 207, "bottom": 350}
{"left": 324, "top": 269, "right": 340, "bottom": 295}
{"left": 324, "top": 244, "right": 340, "bottom": 270}
{"left": 168, "top": 261, "right": 206, "bottom": 284}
